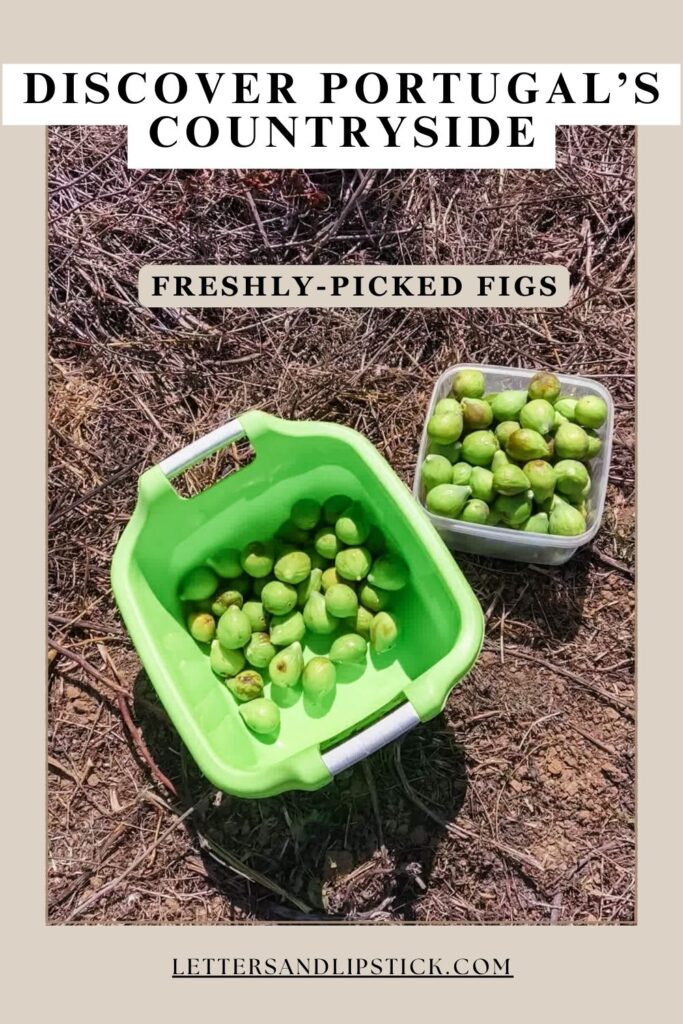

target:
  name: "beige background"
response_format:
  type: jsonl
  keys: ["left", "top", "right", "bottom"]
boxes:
{"left": 2, "top": 2, "right": 682, "bottom": 1020}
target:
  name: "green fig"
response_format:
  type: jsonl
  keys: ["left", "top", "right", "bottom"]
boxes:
{"left": 421, "top": 454, "right": 453, "bottom": 491}
{"left": 493, "top": 492, "right": 533, "bottom": 527}
{"left": 314, "top": 525, "right": 342, "bottom": 560}
{"left": 187, "top": 611, "right": 216, "bottom": 643}
{"left": 505, "top": 428, "right": 550, "bottom": 462}
{"left": 575, "top": 395, "right": 607, "bottom": 429}
{"left": 244, "top": 632, "right": 277, "bottom": 669}
{"left": 227, "top": 669, "right": 264, "bottom": 702}
{"left": 240, "top": 540, "right": 275, "bottom": 579}
{"left": 491, "top": 390, "right": 528, "bottom": 422}
{"left": 321, "top": 566, "right": 343, "bottom": 592}
{"left": 276, "top": 520, "right": 310, "bottom": 545}
{"left": 274, "top": 550, "right": 311, "bottom": 585}
{"left": 554, "top": 397, "right": 577, "bottom": 421}
{"left": 302, "top": 657, "right": 336, "bottom": 699}
{"left": 554, "top": 459, "right": 590, "bottom": 500}
{"left": 554, "top": 422, "right": 590, "bottom": 460}
{"left": 458, "top": 499, "right": 490, "bottom": 525}
{"left": 242, "top": 600, "right": 268, "bottom": 632}
{"left": 434, "top": 397, "right": 461, "bottom": 415}
{"left": 211, "top": 589, "right": 244, "bottom": 616}
{"left": 427, "top": 410, "right": 463, "bottom": 445}
{"left": 451, "top": 462, "right": 472, "bottom": 485}
{"left": 269, "top": 610, "right": 305, "bottom": 647}
{"left": 329, "top": 633, "right": 368, "bottom": 665}
{"left": 179, "top": 565, "right": 219, "bottom": 602}
{"left": 302, "top": 591, "right": 337, "bottom": 634}
{"left": 208, "top": 548, "right": 242, "bottom": 578}
{"left": 523, "top": 460, "right": 557, "bottom": 503}
{"left": 325, "top": 583, "right": 358, "bottom": 619}
{"left": 346, "top": 605, "right": 375, "bottom": 641}
{"left": 470, "top": 467, "right": 495, "bottom": 503}
{"left": 486, "top": 508, "right": 503, "bottom": 526}
{"left": 216, "top": 605, "right": 252, "bottom": 649}
{"left": 367, "top": 554, "right": 409, "bottom": 591}
{"left": 210, "top": 639, "right": 246, "bottom": 678}
{"left": 520, "top": 398, "right": 555, "bottom": 436}
{"left": 370, "top": 611, "right": 399, "bottom": 654}
{"left": 492, "top": 463, "right": 529, "bottom": 496}
{"left": 522, "top": 512, "right": 550, "bottom": 534}
{"left": 549, "top": 497, "right": 587, "bottom": 536}
{"left": 452, "top": 368, "right": 485, "bottom": 400}
{"left": 335, "top": 502, "right": 370, "bottom": 546}
{"left": 427, "top": 439, "right": 462, "bottom": 463}
{"left": 491, "top": 449, "right": 510, "bottom": 472}
{"left": 484, "top": 392, "right": 499, "bottom": 406}
{"left": 358, "top": 582, "right": 391, "bottom": 613}
{"left": 290, "top": 498, "right": 322, "bottom": 531}
{"left": 461, "top": 430, "right": 499, "bottom": 467}
{"left": 426, "top": 483, "right": 471, "bottom": 518}
{"left": 269, "top": 641, "right": 304, "bottom": 688}
{"left": 527, "top": 371, "right": 561, "bottom": 403}
{"left": 323, "top": 495, "right": 351, "bottom": 524}
{"left": 495, "top": 420, "right": 520, "bottom": 448}
{"left": 297, "top": 567, "right": 323, "bottom": 607}
{"left": 462, "top": 397, "right": 493, "bottom": 431}
{"left": 261, "top": 579, "right": 297, "bottom": 615}
{"left": 336, "top": 547, "right": 372, "bottom": 582}
{"left": 585, "top": 430, "right": 602, "bottom": 459}
{"left": 239, "top": 696, "right": 280, "bottom": 734}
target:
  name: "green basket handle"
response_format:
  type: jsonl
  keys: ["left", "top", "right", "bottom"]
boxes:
{"left": 159, "top": 418, "right": 246, "bottom": 479}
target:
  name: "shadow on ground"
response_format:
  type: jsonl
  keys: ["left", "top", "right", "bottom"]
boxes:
{"left": 134, "top": 671, "right": 467, "bottom": 921}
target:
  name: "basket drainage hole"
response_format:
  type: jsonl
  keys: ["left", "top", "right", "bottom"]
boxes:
{"left": 171, "top": 439, "right": 256, "bottom": 498}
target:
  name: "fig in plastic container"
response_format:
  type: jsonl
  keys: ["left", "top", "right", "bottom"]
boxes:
{"left": 574, "top": 394, "right": 608, "bottom": 429}
{"left": 520, "top": 398, "right": 555, "bottom": 436}
{"left": 335, "top": 502, "right": 371, "bottom": 546}
{"left": 227, "top": 669, "right": 264, "bottom": 702}
{"left": 451, "top": 462, "right": 473, "bottom": 486}
{"left": 505, "top": 428, "right": 550, "bottom": 462}
{"left": 329, "top": 633, "right": 368, "bottom": 665}
{"left": 421, "top": 454, "right": 452, "bottom": 491}
{"left": 469, "top": 466, "right": 495, "bottom": 504}
{"left": 179, "top": 565, "right": 219, "bottom": 602}
{"left": 211, "top": 589, "right": 244, "bottom": 617}
{"left": 493, "top": 491, "right": 533, "bottom": 527}
{"left": 261, "top": 580, "right": 297, "bottom": 615}
{"left": 426, "top": 483, "right": 471, "bottom": 518}
{"left": 245, "top": 632, "right": 278, "bottom": 669}
{"left": 495, "top": 420, "right": 520, "bottom": 448}
{"left": 274, "top": 550, "right": 312, "bottom": 585}
{"left": 314, "top": 526, "right": 341, "bottom": 560}
{"left": 492, "top": 463, "right": 529, "bottom": 496}
{"left": 242, "top": 600, "right": 268, "bottom": 633}
{"left": 323, "top": 494, "right": 351, "bottom": 525}
{"left": 523, "top": 459, "right": 557, "bottom": 504}
{"left": 302, "top": 657, "right": 336, "bottom": 699}
{"left": 370, "top": 611, "right": 399, "bottom": 654}
{"left": 461, "top": 430, "right": 499, "bottom": 467}
{"left": 325, "top": 583, "right": 358, "bottom": 619}
{"left": 554, "top": 422, "right": 590, "bottom": 460}
{"left": 527, "top": 371, "right": 561, "bottom": 403}
{"left": 336, "top": 546, "right": 372, "bottom": 582}
{"left": 452, "top": 368, "right": 485, "bottom": 400}
{"left": 554, "top": 459, "right": 590, "bottom": 500}
{"left": 240, "top": 540, "right": 276, "bottom": 579}
{"left": 554, "top": 397, "right": 578, "bottom": 422}
{"left": 216, "top": 605, "right": 252, "bottom": 650}
{"left": 239, "top": 696, "right": 280, "bottom": 735}
{"left": 522, "top": 512, "right": 550, "bottom": 534}
{"left": 187, "top": 611, "right": 216, "bottom": 644}
{"left": 358, "top": 582, "right": 391, "bottom": 613}
{"left": 208, "top": 548, "right": 243, "bottom": 579}
{"left": 585, "top": 430, "right": 602, "bottom": 459}
{"left": 269, "top": 641, "right": 304, "bottom": 688}
{"left": 549, "top": 496, "right": 587, "bottom": 536}
{"left": 367, "top": 554, "right": 409, "bottom": 591}
{"left": 461, "top": 397, "right": 493, "bottom": 431}
{"left": 458, "top": 499, "right": 490, "bottom": 525}
{"left": 347, "top": 605, "right": 375, "bottom": 641}
{"left": 426, "top": 409, "right": 463, "bottom": 445}
{"left": 434, "top": 397, "right": 461, "bottom": 415}
{"left": 427, "top": 439, "right": 462, "bottom": 464}
{"left": 491, "top": 389, "right": 528, "bottom": 422}
{"left": 491, "top": 449, "right": 509, "bottom": 472}
{"left": 297, "top": 567, "right": 323, "bottom": 607}
{"left": 269, "top": 610, "right": 306, "bottom": 647}
{"left": 210, "top": 640, "right": 246, "bottom": 678}
{"left": 303, "top": 591, "right": 337, "bottom": 635}
{"left": 290, "top": 498, "right": 322, "bottom": 531}
{"left": 321, "top": 566, "right": 342, "bottom": 592}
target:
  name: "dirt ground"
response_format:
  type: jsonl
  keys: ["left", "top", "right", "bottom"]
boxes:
{"left": 47, "top": 125, "right": 635, "bottom": 924}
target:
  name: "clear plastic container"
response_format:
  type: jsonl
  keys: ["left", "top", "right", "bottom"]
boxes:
{"left": 413, "top": 364, "right": 614, "bottom": 565}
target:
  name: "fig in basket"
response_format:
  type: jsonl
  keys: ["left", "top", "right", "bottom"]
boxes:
{"left": 325, "top": 583, "right": 358, "bottom": 619}
{"left": 226, "top": 669, "right": 264, "bottom": 702}
{"left": 527, "top": 371, "right": 561, "bottom": 403}
{"left": 269, "top": 610, "right": 306, "bottom": 647}
{"left": 242, "top": 600, "right": 268, "bottom": 633}
{"left": 505, "top": 428, "right": 550, "bottom": 462}
{"left": 302, "top": 591, "right": 337, "bottom": 635}
{"left": 470, "top": 467, "right": 495, "bottom": 504}
{"left": 240, "top": 540, "right": 276, "bottom": 579}
{"left": 523, "top": 512, "right": 550, "bottom": 534}
{"left": 574, "top": 394, "right": 607, "bottom": 429}
{"left": 554, "top": 422, "right": 590, "bottom": 460}
{"left": 548, "top": 495, "right": 587, "bottom": 537}
{"left": 459, "top": 499, "right": 490, "bottom": 525}
{"left": 335, "top": 502, "right": 371, "bottom": 546}
{"left": 554, "top": 397, "right": 577, "bottom": 422}
{"left": 244, "top": 632, "right": 278, "bottom": 670}
{"left": 493, "top": 491, "right": 533, "bottom": 527}
{"left": 371, "top": 611, "right": 399, "bottom": 654}
{"left": 427, "top": 408, "right": 463, "bottom": 446}
{"left": 314, "top": 525, "right": 342, "bottom": 560}
{"left": 421, "top": 454, "right": 453, "bottom": 491}
{"left": 209, "top": 640, "right": 246, "bottom": 678}
{"left": 323, "top": 494, "right": 351, "bottom": 525}
{"left": 367, "top": 554, "right": 408, "bottom": 592}
{"left": 302, "top": 657, "right": 336, "bottom": 699}
{"left": 239, "top": 697, "right": 280, "bottom": 735}
{"left": 461, "top": 397, "right": 493, "bottom": 431}
{"left": 520, "top": 399, "right": 555, "bottom": 436}
{"left": 336, "top": 546, "right": 372, "bottom": 582}
{"left": 216, "top": 605, "right": 252, "bottom": 650}
{"left": 274, "top": 550, "right": 312, "bottom": 585}
{"left": 297, "top": 567, "right": 323, "bottom": 607}
{"left": 330, "top": 633, "right": 368, "bottom": 665}
{"left": 269, "top": 641, "right": 304, "bottom": 688}
{"left": 290, "top": 498, "right": 322, "bottom": 531}
{"left": 452, "top": 368, "right": 485, "bottom": 400}
{"left": 261, "top": 580, "right": 298, "bottom": 615}
{"left": 186, "top": 611, "right": 216, "bottom": 644}
{"left": 208, "top": 548, "right": 243, "bottom": 579}
{"left": 211, "top": 589, "right": 244, "bottom": 616}
{"left": 179, "top": 565, "right": 219, "bottom": 602}
{"left": 492, "top": 463, "right": 529, "bottom": 496}
{"left": 523, "top": 460, "right": 556, "bottom": 504}
{"left": 554, "top": 459, "right": 590, "bottom": 501}
{"left": 490, "top": 389, "right": 528, "bottom": 422}
{"left": 358, "top": 582, "right": 391, "bottom": 613}
{"left": 461, "top": 430, "right": 499, "bottom": 467}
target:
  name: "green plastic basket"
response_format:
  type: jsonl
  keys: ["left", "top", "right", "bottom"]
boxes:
{"left": 111, "top": 411, "right": 483, "bottom": 799}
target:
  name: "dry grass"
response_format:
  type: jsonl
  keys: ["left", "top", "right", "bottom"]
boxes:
{"left": 47, "top": 125, "right": 635, "bottom": 924}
